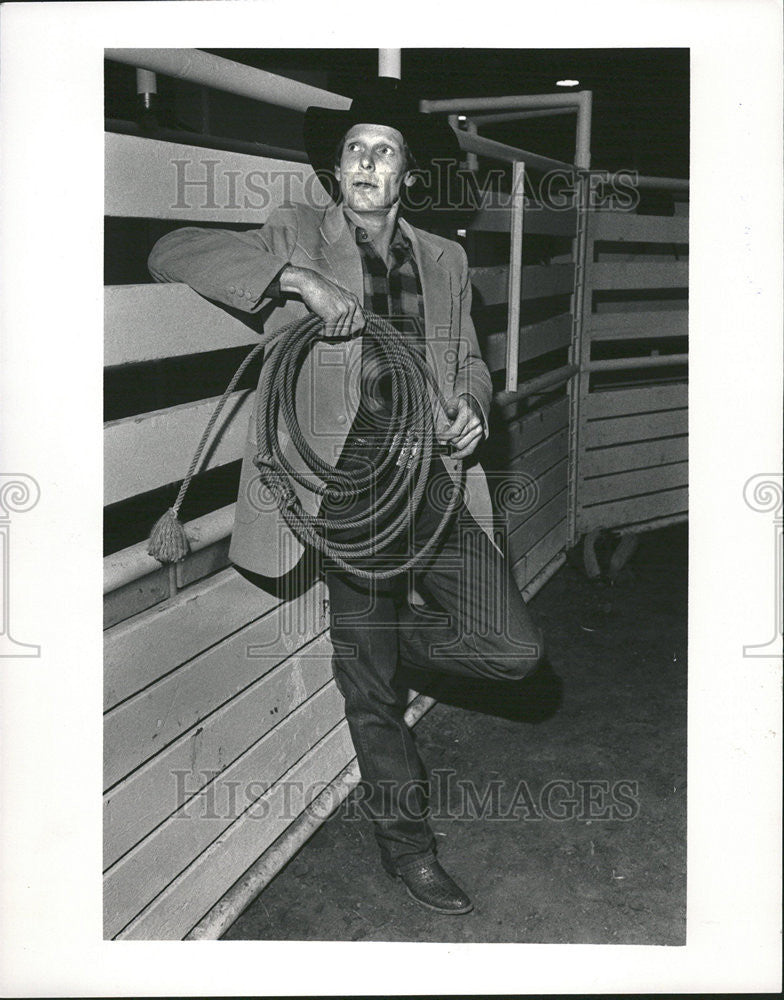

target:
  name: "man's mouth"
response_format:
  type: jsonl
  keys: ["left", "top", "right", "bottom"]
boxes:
{"left": 353, "top": 180, "right": 377, "bottom": 189}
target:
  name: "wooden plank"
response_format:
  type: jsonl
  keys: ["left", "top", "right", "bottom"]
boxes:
{"left": 484, "top": 313, "right": 572, "bottom": 373}
{"left": 586, "top": 383, "right": 687, "bottom": 419}
{"left": 104, "top": 582, "right": 327, "bottom": 788}
{"left": 105, "top": 284, "right": 262, "bottom": 366}
{"left": 578, "top": 486, "right": 688, "bottom": 534}
{"left": 506, "top": 428, "right": 569, "bottom": 484}
{"left": 505, "top": 396, "right": 569, "bottom": 462}
{"left": 590, "top": 211, "right": 689, "bottom": 243}
{"left": 105, "top": 682, "right": 347, "bottom": 939}
{"left": 588, "top": 309, "right": 688, "bottom": 340}
{"left": 511, "top": 517, "right": 567, "bottom": 592}
{"left": 116, "top": 718, "right": 355, "bottom": 940}
{"left": 103, "top": 568, "right": 170, "bottom": 630}
{"left": 522, "top": 263, "right": 575, "bottom": 300}
{"left": 104, "top": 632, "right": 334, "bottom": 870}
{"left": 104, "top": 389, "right": 253, "bottom": 506}
{"left": 524, "top": 205, "right": 577, "bottom": 237}
{"left": 581, "top": 461, "right": 688, "bottom": 506}
{"left": 467, "top": 194, "right": 576, "bottom": 237}
{"left": 505, "top": 460, "right": 568, "bottom": 538}
{"left": 104, "top": 567, "right": 280, "bottom": 712}
{"left": 509, "top": 482, "right": 568, "bottom": 552}
{"left": 469, "top": 264, "right": 574, "bottom": 306}
{"left": 105, "top": 132, "right": 327, "bottom": 223}
{"left": 585, "top": 409, "right": 687, "bottom": 448}
{"left": 582, "top": 435, "right": 688, "bottom": 477}
{"left": 174, "top": 536, "right": 231, "bottom": 589}
{"left": 470, "top": 265, "right": 510, "bottom": 307}
{"left": 588, "top": 261, "right": 688, "bottom": 290}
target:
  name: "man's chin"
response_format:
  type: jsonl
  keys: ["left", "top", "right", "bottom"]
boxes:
{"left": 345, "top": 194, "right": 393, "bottom": 214}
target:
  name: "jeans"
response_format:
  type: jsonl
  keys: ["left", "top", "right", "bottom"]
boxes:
{"left": 322, "top": 438, "right": 545, "bottom": 873}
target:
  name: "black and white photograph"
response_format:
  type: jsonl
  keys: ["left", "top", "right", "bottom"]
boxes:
{"left": 0, "top": 1, "right": 781, "bottom": 996}
{"left": 103, "top": 45, "right": 690, "bottom": 943}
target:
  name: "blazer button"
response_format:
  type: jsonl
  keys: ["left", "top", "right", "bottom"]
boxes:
{"left": 228, "top": 285, "right": 236, "bottom": 294}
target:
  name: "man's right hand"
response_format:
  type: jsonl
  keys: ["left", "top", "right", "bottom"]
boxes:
{"left": 278, "top": 265, "right": 365, "bottom": 338}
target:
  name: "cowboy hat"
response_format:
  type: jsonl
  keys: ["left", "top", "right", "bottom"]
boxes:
{"left": 302, "top": 76, "right": 461, "bottom": 202}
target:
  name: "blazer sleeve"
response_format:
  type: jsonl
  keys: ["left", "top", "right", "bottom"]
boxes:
{"left": 450, "top": 244, "right": 493, "bottom": 437}
{"left": 147, "top": 204, "right": 300, "bottom": 313}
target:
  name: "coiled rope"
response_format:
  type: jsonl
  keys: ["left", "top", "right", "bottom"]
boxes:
{"left": 147, "top": 311, "right": 464, "bottom": 580}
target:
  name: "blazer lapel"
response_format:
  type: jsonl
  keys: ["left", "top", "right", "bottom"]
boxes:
{"left": 317, "top": 203, "right": 365, "bottom": 298}
{"left": 399, "top": 218, "right": 453, "bottom": 345}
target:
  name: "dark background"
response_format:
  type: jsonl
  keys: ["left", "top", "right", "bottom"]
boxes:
{"left": 105, "top": 48, "right": 689, "bottom": 178}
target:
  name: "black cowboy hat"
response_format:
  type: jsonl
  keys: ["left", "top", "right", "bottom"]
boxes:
{"left": 302, "top": 76, "right": 461, "bottom": 202}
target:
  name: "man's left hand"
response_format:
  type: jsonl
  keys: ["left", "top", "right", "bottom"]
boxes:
{"left": 438, "top": 395, "right": 485, "bottom": 460}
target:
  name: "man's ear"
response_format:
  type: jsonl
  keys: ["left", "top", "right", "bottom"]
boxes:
{"left": 403, "top": 171, "right": 416, "bottom": 188}
{"left": 334, "top": 165, "right": 342, "bottom": 183}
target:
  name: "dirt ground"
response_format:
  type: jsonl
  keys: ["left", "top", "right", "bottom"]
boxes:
{"left": 223, "top": 524, "right": 687, "bottom": 944}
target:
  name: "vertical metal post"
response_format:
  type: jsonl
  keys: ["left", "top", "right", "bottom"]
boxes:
{"left": 566, "top": 170, "right": 592, "bottom": 546}
{"left": 505, "top": 161, "right": 526, "bottom": 394}
{"left": 575, "top": 91, "right": 593, "bottom": 170}
{"left": 464, "top": 118, "right": 479, "bottom": 173}
{"left": 378, "top": 49, "right": 401, "bottom": 79}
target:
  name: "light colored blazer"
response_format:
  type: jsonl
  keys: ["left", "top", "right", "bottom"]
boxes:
{"left": 148, "top": 201, "right": 495, "bottom": 578}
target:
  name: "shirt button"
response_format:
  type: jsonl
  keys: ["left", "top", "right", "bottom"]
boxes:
{"left": 357, "top": 228, "right": 369, "bottom": 242}
{"left": 228, "top": 285, "right": 236, "bottom": 293}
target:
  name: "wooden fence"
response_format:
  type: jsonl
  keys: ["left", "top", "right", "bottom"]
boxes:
{"left": 574, "top": 199, "right": 689, "bottom": 535}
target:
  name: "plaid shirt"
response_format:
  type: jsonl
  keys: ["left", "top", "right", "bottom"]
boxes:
{"left": 347, "top": 215, "right": 426, "bottom": 435}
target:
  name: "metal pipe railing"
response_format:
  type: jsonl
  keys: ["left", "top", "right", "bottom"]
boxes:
{"left": 457, "top": 130, "right": 574, "bottom": 173}
{"left": 420, "top": 92, "right": 591, "bottom": 114}
{"left": 421, "top": 90, "right": 593, "bottom": 170}
{"left": 470, "top": 108, "right": 577, "bottom": 126}
{"left": 494, "top": 363, "right": 579, "bottom": 408}
{"left": 627, "top": 175, "right": 690, "bottom": 192}
{"left": 586, "top": 354, "right": 688, "bottom": 373}
{"left": 105, "top": 48, "right": 351, "bottom": 112}
{"left": 505, "top": 161, "right": 526, "bottom": 393}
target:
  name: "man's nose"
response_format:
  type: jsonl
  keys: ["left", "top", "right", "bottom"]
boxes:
{"left": 359, "top": 150, "right": 375, "bottom": 170}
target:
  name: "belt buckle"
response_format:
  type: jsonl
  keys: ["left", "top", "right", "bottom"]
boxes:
{"left": 394, "top": 430, "right": 419, "bottom": 469}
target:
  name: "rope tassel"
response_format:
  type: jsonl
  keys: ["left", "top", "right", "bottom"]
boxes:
{"left": 148, "top": 507, "right": 191, "bottom": 563}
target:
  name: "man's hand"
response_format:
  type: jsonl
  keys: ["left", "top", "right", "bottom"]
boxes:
{"left": 279, "top": 265, "right": 365, "bottom": 338}
{"left": 438, "top": 395, "right": 485, "bottom": 460}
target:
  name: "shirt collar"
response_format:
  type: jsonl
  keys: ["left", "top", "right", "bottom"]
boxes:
{"left": 342, "top": 210, "right": 411, "bottom": 252}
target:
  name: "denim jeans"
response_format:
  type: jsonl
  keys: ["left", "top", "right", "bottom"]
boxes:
{"left": 322, "top": 439, "right": 545, "bottom": 873}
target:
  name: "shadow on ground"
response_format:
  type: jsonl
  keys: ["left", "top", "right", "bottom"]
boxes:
{"left": 223, "top": 523, "right": 687, "bottom": 943}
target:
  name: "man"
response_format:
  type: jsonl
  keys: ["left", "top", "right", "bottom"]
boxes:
{"left": 149, "top": 77, "right": 545, "bottom": 915}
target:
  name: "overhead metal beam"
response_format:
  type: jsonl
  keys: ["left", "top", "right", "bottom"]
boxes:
{"left": 105, "top": 48, "right": 351, "bottom": 112}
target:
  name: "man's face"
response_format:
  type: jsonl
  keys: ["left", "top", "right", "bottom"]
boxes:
{"left": 335, "top": 123, "right": 414, "bottom": 214}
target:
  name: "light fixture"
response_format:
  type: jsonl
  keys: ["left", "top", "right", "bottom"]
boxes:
{"left": 556, "top": 79, "right": 580, "bottom": 87}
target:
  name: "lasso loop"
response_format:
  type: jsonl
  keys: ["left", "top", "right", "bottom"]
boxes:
{"left": 148, "top": 311, "right": 464, "bottom": 578}
{"left": 253, "top": 312, "right": 464, "bottom": 580}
